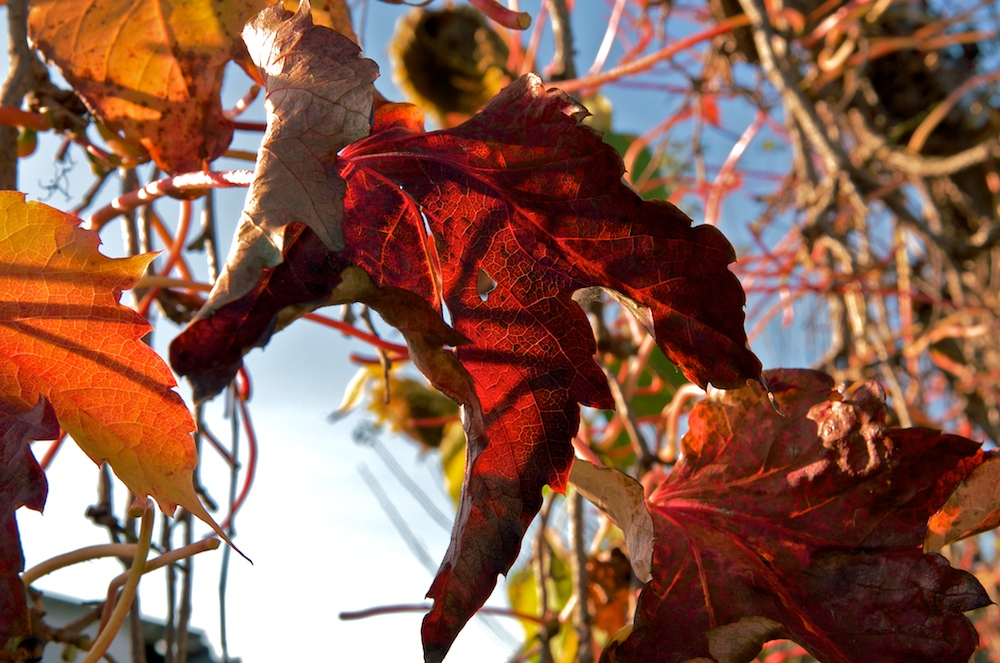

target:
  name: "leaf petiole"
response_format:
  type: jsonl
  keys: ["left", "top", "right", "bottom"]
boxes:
{"left": 97, "top": 537, "right": 222, "bottom": 632}
{"left": 21, "top": 543, "right": 140, "bottom": 586}
{"left": 81, "top": 499, "right": 154, "bottom": 663}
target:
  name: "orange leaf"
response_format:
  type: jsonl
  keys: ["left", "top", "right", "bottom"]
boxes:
{"left": 0, "top": 192, "right": 229, "bottom": 545}
{"left": 28, "top": 0, "right": 271, "bottom": 173}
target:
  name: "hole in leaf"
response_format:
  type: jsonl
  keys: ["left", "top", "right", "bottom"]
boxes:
{"left": 477, "top": 268, "right": 497, "bottom": 302}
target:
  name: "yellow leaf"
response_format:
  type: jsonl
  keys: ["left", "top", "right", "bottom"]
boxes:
{"left": 29, "top": 0, "right": 272, "bottom": 173}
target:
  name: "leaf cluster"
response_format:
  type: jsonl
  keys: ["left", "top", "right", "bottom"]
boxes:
{"left": 1, "top": 0, "right": 999, "bottom": 662}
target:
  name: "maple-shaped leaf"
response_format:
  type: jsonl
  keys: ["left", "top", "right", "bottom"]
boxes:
{"left": 0, "top": 395, "right": 57, "bottom": 646}
{"left": 603, "top": 369, "right": 990, "bottom": 663}
{"left": 172, "top": 74, "right": 762, "bottom": 660}
{"left": 202, "top": 0, "right": 378, "bottom": 314}
{"left": 0, "top": 192, "right": 229, "bottom": 544}
{"left": 28, "top": 0, "right": 271, "bottom": 173}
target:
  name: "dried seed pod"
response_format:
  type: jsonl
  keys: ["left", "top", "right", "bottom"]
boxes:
{"left": 389, "top": 6, "right": 509, "bottom": 126}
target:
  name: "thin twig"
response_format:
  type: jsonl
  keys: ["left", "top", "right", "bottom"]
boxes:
{"left": 547, "top": 0, "right": 576, "bottom": 81}
{"left": 568, "top": 489, "right": 594, "bottom": 663}
{"left": 534, "top": 497, "right": 555, "bottom": 663}
{"left": 600, "top": 365, "right": 654, "bottom": 471}
{"left": 556, "top": 15, "right": 752, "bottom": 93}
{"left": 188, "top": 188, "right": 221, "bottom": 283}
{"left": 22, "top": 544, "right": 140, "bottom": 586}
{"left": 219, "top": 383, "right": 241, "bottom": 663}
{"left": 736, "top": 0, "right": 858, "bottom": 194}
{"left": 885, "top": 138, "right": 1000, "bottom": 178}
{"left": 338, "top": 603, "right": 546, "bottom": 624}
{"left": 162, "top": 517, "right": 177, "bottom": 663}
{"left": 0, "top": 0, "right": 46, "bottom": 189}
{"left": 83, "top": 501, "right": 154, "bottom": 663}
{"left": 907, "top": 70, "right": 1000, "bottom": 154}
{"left": 87, "top": 170, "right": 254, "bottom": 230}
{"left": 358, "top": 463, "right": 437, "bottom": 573}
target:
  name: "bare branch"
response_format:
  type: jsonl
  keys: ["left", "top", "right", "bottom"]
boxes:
{"left": 0, "top": 0, "right": 47, "bottom": 188}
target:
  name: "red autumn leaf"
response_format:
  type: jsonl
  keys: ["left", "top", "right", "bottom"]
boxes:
{"left": 603, "top": 369, "right": 990, "bottom": 663}
{"left": 0, "top": 395, "right": 57, "bottom": 646}
{"left": 0, "top": 192, "right": 229, "bottom": 545}
{"left": 172, "top": 74, "right": 762, "bottom": 660}
{"left": 28, "top": 0, "right": 271, "bottom": 173}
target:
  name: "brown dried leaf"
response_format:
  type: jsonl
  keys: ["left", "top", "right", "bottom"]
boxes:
{"left": 284, "top": 0, "right": 358, "bottom": 44}
{"left": 926, "top": 451, "right": 1000, "bottom": 551}
{"left": 203, "top": 0, "right": 377, "bottom": 316}
{"left": 570, "top": 459, "right": 653, "bottom": 582}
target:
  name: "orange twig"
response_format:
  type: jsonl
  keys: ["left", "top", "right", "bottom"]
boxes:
{"left": 469, "top": 0, "right": 531, "bottom": 30}
{"left": 555, "top": 14, "right": 753, "bottom": 93}
{"left": 38, "top": 430, "right": 67, "bottom": 471}
{"left": 224, "top": 85, "right": 261, "bottom": 120}
{"left": 304, "top": 312, "right": 410, "bottom": 355}
{"left": 137, "top": 199, "right": 192, "bottom": 318}
{"left": 908, "top": 69, "right": 1000, "bottom": 154}
{"left": 87, "top": 170, "right": 254, "bottom": 230}
{"left": 705, "top": 109, "right": 766, "bottom": 227}
{"left": 0, "top": 106, "right": 49, "bottom": 131}
{"left": 221, "top": 383, "right": 258, "bottom": 532}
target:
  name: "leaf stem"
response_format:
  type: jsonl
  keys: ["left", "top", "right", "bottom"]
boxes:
{"left": 22, "top": 543, "right": 140, "bottom": 586}
{"left": 0, "top": 105, "right": 49, "bottom": 131}
{"left": 82, "top": 500, "right": 154, "bottom": 663}
{"left": 97, "top": 537, "right": 222, "bottom": 632}
{"left": 220, "top": 393, "right": 258, "bottom": 531}
{"left": 222, "top": 148, "right": 260, "bottom": 161}
{"left": 232, "top": 121, "right": 267, "bottom": 132}
{"left": 304, "top": 313, "right": 410, "bottom": 355}
{"left": 705, "top": 109, "right": 766, "bottom": 227}
{"left": 568, "top": 488, "right": 594, "bottom": 662}
{"left": 133, "top": 275, "right": 212, "bottom": 292}
{"left": 38, "top": 430, "right": 67, "bottom": 470}
{"left": 137, "top": 198, "right": 193, "bottom": 318}
{"left": 224, "top": 85, "right": 261, "bottom": 121}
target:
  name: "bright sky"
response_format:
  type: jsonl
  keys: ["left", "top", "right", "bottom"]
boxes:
{"left": 4, "top": 2, "right": 793, "bottom": 661}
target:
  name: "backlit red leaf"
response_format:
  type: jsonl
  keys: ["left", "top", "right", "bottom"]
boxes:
{"left": 604, "top": 369, "right": 990, "bottom": 663}
{"left": 172, "top": 74, "right": 762, "bottom": 660}
{"left": 0, "top": 395, "right": 57, "bottom": 645}
{"left": 0, "top": 192, "right": 228, "bottom": 543}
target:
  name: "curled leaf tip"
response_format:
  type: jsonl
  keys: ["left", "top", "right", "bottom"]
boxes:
{"left": 423, "top": 644, "right": 447, "bottom": 663}
{"left": 758, "top": 374, "right": 783, "bottom": 416}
